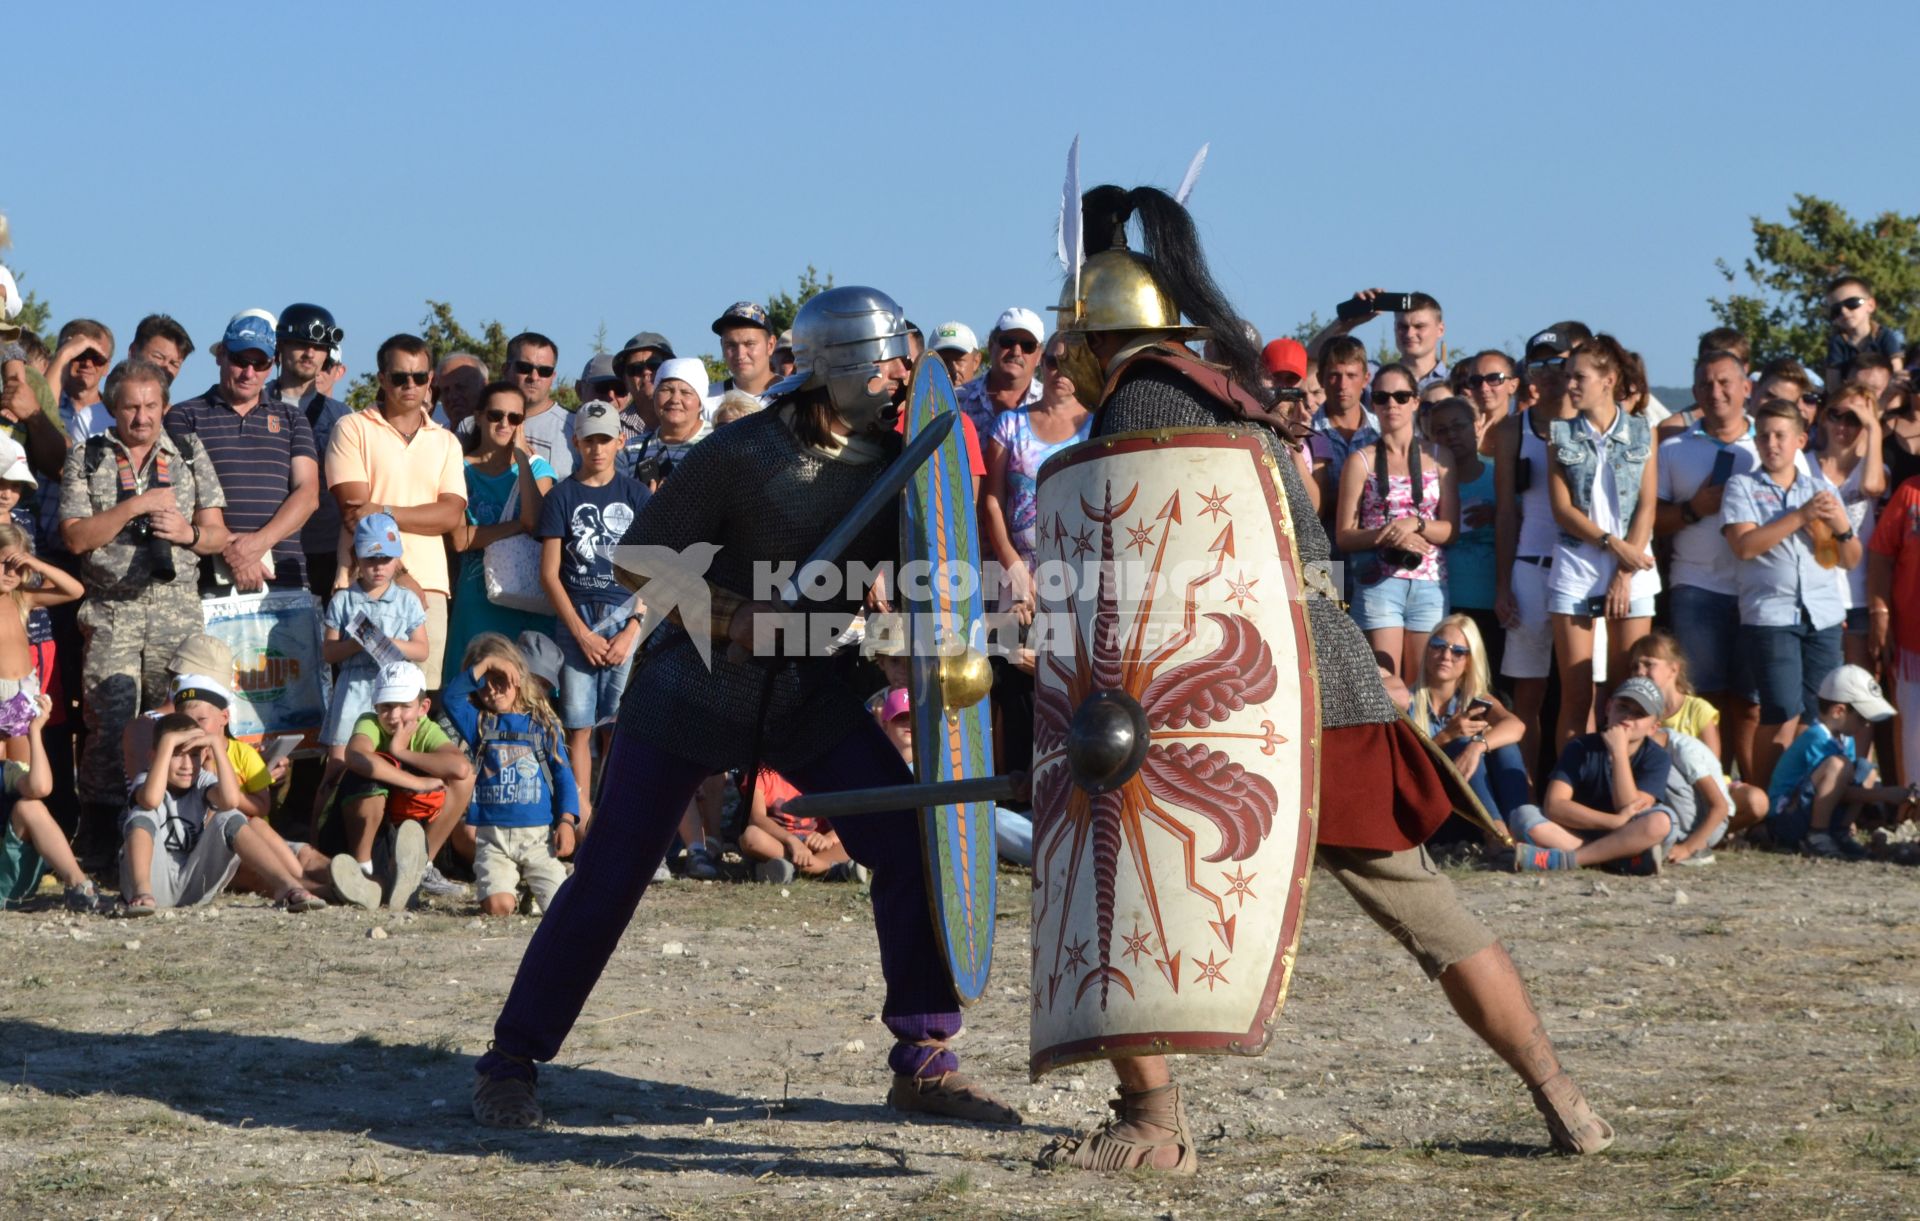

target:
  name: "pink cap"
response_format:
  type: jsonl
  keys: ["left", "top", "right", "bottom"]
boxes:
{"left": 881, "top": 687, "right": 911, "bottom": 722}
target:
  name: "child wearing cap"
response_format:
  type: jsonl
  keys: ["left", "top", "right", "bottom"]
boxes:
{"left": 1762, "top": 664, "right": 1906, "bottom": 858}
{"left": 123, "top": 636, "right": 282, "bottom": 820}
{"left": 1513, "top": 676, "right": 1676, "bottom": 875}
{"left": 329, "top": 660, "right": 474, "bottom": 911}
{"left": 319, "top": 512, "right": 428, "bottom": 804}
{"left": 537, "top": 402, "right": 649, "bottom": 828}
{"left": 120, "top": 711, "right": 324, "bottom": 914}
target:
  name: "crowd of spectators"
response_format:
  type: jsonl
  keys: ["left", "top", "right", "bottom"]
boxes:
{"left": 0, "top": 267, "right": 1917, "bottom": 918}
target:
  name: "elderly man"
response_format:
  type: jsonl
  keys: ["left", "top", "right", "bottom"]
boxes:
{"left": 171, "top": 314, "right": 320, "bottom": 592}
{"left": 326, "top": 334, "right": 467, "bottom": 686}
{"left": 955, "top": 307, "right": 1045, "bottom": 443}
{"left": 61, "top": 359, "right": 229, "bottom": 851}
{"left": 930, "top": 321, "right": 981, "bottom": 387}
{"left": 711, "top": 301, "right": 777, "bottom": 399}
{"left": 433, "top": 352, "right": 489, "bottom": 431}
{"left": 613, "top": 331, "right": 673, "bottom": 429}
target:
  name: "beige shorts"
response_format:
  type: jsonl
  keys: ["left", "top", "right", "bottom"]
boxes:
{"left": 1316, "top": 844, "right": 1496, "bottom": 980}
{"left": 474, "top": 824, "right": 567, "bottom": 912}
{"left": 420, "top": 590, "right": 450, "bottom": 689}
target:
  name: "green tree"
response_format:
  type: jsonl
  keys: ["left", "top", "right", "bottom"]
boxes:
{"left": 766, "top": 265, "right": 833, "bottom": 335}
{"left": 1710, "top": 195, "right": 1920, "bottom": 370}
{"left": 14, "top": 287, "right": 52, "bottom": 340}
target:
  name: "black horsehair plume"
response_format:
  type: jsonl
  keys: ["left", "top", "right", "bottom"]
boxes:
{"left": 1081, "top": 185, "right": 1269, "bottom": 406}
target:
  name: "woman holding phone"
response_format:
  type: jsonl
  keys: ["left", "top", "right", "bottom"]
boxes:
{"left": 1546, "top": 335, "right": 1660, "bottom": 752}
{"left": 1336, "top": 363, "right": 1458, "bottom": 679}
{"left": 1410, "top": 614, "right": 1534, "bottom": 832}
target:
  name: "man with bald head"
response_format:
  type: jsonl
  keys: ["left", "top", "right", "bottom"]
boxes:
{"left": 434, "top": 353, "right": 488, "bottom": 430}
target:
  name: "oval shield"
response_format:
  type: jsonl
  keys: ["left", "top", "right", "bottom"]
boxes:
{"left": 1028, "top": 428, "right": 1320, "bottom": 1079}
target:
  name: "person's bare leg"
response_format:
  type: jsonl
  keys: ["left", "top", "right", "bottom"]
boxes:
{"left": 426, "top": 776, "right": 472, "bottom": 858}
{"left": 342, "top": 795, "right": 382, "bottom": 866}
{"left": 1039, "top": 1053, "right": 1191, "bottom": 1172}
{"left": 565, "top": 727, "right": 593, "bottom": 827}
{"left": 1366, "top": 626, "right": 1405, "bottom": 680}
{"left": 1571, "top": 810, "right": 1669, "bottom": 867}
{"left": 1438, "top": 941, "right": 1613, "bottom": 1153}
{"left": 1402, "top": 628, "right": 1431, "bottom": 684}
{"left": 14, "top": 801, "right": 86, "bottom": 888}
{"left": 1604, "top": 617, "right": 1651, "bottom": 710}
{"left": 736, "top": 825, "right": 785, "bottom": 864}
{"left": 446, "top": 821, "right": 477, "bottom": 865}
{"left": 1726, "top": 699, "right": 1761, "bottom": 785}
{"left": 230, "top": 821, "right": 306, "bottom": 900}
{"left": 1729, "top": 783, "right": 1769, "bottom": 833}
{"left": 1754, "top": 717, "right": 1798, "bottom": 793}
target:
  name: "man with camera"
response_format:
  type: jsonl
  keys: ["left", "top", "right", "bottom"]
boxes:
{"left": 60, "top": 358, "right": 230, "bottom": 857}
{"left": 1307, "top": 289, "right": 1451, "bottom": 392}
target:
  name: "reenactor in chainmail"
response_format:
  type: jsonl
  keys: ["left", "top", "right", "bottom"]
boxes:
{"left": 1035, "top": 183, "right": 1614, "bottom": 1174}
{"left": 470, "top": 288, "right": 1023, "bottom": 1132}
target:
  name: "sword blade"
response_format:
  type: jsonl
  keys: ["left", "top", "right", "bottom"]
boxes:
{"left": 776, "top": 410, "right": 956, "bottom": 609}
{"left": 782, "top": 773, "right": 1021, "bottom": 820}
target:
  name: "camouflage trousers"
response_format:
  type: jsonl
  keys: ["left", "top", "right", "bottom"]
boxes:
{"left": 77, "top": 587, "right": 205, "bottom": 805}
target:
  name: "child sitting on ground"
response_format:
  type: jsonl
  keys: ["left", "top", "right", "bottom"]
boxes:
{"left": 329, "top": 661, "right": 475, "bottom": 911}
{"left": 127, "top": 666, "right": 286, "bottom": 821}
{"left": 738, "top": 762, "right": 863, "bottom": 885}
{"left": 120, "top": 713, "right": 324, "bottom": 915}
{"left": 1763, "top": 664, "right": 1906, "bottom": 858}
{"left": 0, "top": 695, "right": 97, "bottom": 911}
{"left": 319, "top": 513, "right": 428, "bottom": 812}
{"left": 1628, "top": 632, "right": 1769, "bottom": 858}
{"left": 1514, "top": 677, "right": 1676, "bottom": 875}
{"left": 438, "top": 634, "right": 577, "bottom": 916}
{"left": 0, "top": 522, "right": 80, "bottom": 763}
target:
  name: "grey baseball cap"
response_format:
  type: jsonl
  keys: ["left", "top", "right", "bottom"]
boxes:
{"left": 616, "top": 331, "right": 675, "bottom": 361}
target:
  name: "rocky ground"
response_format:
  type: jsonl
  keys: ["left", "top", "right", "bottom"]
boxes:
{"left": 1, "top": 849, "right": 1916, "bottom": 1218}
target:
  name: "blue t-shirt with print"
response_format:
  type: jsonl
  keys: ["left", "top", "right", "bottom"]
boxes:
{"left": 537, "top": 474, "right": 651, "bottom": 618}
{"left": 437, "top": 663, "right": 580, "bottom": 829}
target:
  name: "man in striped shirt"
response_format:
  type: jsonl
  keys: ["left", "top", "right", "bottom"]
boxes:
{"left": 167, "top": 315, "right": 320, "bottom": 591}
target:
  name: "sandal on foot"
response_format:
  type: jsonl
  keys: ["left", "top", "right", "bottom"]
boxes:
{"left": 121, "top": 893, "right": 157, "bottom": 918}
{"left": 472, "top": 1067, "right": 542, "bottom": 1129}
{"left": 1530, "top": 1071, "right": 1614, "bottom": 1154}
{"left": 887, "top": 1071, "right": 1023, "bottom": 1126}
{"left": 64, "top": 880, "right": 100, "bottom": 914}
{"left": 278, "top": 886, "right": 326, "bottom": 913}
{"left": 1036, "top": 1083, "right": 1197, "bottom": 1174}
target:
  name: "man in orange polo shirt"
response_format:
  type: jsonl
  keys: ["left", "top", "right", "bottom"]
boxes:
{"left": 324, "top": 334, "right": 466, "bottom": 687}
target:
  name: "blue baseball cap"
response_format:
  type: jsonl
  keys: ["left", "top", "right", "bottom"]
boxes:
{"left": 222, "top": 313, "right": 277, "bottom": 359}
{"left": 353, "top": 512, "right": 405, "bottom": 559}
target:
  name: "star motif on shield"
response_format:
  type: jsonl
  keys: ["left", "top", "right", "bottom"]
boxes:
{"left": 1198, "top": 484, "right": 1232, "bottom": 521}
{"left": 1223, "top": 866, "right": 1257, "bottom": 906}
{"left": 1224, "top": 570, "right": 1260, "bottom": 608}
{"left": 1120, "top": 923, "right": 1153, "bottom": 965}
{"left": 1071, "top": 525, "right": 1096, "bottom": 559}
{"left": 1125, "top": 519, "right": 1155, "bottom": 555}
{"left": 1065, "top": 938, "right": 1090, "bottom": 971}
{"left": 1193, "top": 951, "right": 1231, "bottom": 992}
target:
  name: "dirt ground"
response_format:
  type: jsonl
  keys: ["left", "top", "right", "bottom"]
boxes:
{"left": 1, "top": 849, "right": 1916, "bottom": 1219}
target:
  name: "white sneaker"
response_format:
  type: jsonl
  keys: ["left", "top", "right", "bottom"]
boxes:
{"left": 388, "top": 821, "right": 427, "bottom": 911}
{"left": 651, "top": 859, "right": 672, "bottom": 884}
{"left": 754, "top": 858, "right": 796, "bottom": 884}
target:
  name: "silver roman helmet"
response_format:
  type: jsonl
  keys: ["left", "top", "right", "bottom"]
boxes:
{"left": 781, "top": 285, "right": 915, "bottom": 431}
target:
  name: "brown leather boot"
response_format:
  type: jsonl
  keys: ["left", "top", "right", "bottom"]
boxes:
{"left": 1036, "top": 1083, "right": 1198, "bottom": 1174}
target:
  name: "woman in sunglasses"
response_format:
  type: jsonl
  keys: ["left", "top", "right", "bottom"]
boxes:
{"left": 1546, "top": 335, "right": 1660, "bottom": 752}
{"left": 1410, "top": 614, "right": 1534, "bottom": 834}
{"left": 448, "top": 382, "right": 556, "bottom": 650}
{"left": 1336, "top": 362, "right": 1458, "bottom": 679}
{"left": 1814, "top": 382, "right": 1887, "bottom": 668}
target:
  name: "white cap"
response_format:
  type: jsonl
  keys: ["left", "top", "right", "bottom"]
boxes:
{"left": 993, "top": 307, "right": 1045, "bottom": 344}
{"left": 231, "top": 307, "right": 278, "bottom": 331}
{"left": 170, "top": 673, "right": 235, "bottom": 709}
{"left": 0, "top": 434, "right": 30, "bottom": 486}
{"left": 1817, "top": 664, "right": 1895, "bottom": 722}
{"left": 0, "top": 265, "right": 19, "bottom": 321}
{"left": 372, "top": 660, "right": 427, "bottom": 706}
{"left": 930, "top": 321, "right": 979, "bottom": 353}
{"left": 654, "top": 356, "right": 710, "bottom": 401}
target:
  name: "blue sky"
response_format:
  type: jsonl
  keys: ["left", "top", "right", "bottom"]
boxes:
{"left": 7, "top": 2, "right": 1914, "bottom": 396}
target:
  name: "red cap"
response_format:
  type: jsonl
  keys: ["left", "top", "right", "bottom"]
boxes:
{"left": 1262, "top": 337, "right": 1308, "bottom": 380}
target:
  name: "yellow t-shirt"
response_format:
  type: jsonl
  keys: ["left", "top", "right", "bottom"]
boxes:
{"left": 1661, "top": 694, "right": 1719, "bottom": 741}
{"left": 227, "top": 739, "right": 271, "bottom": 794}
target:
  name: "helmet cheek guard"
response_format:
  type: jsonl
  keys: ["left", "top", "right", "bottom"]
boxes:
{"left": 823, "top": 329, "right": 915, "bottom": 431}
{"left": 788, "top": 286, "right": 915, "bottom": 433}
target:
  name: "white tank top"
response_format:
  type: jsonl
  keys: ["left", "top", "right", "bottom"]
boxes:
{"left": 1517, "top": 413, "right": 1558, "bottom": 559}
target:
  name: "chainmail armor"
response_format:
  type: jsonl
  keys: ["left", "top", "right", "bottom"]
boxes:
{"left": 614, "top": 404, "right": 898, "bottom": 773}
{"left": 1095, "top": 362, "right": 1399, "bottom": 729}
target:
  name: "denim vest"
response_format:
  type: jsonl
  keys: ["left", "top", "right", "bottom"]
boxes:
{"left": 1549, "top": 411, "right": 1652, "bottom": 545}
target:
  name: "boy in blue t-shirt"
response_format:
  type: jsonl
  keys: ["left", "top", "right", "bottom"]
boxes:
{"left": 1515, "top": 677, "right": 1675, "bottom": 875}
{"left": 1765, "top": 664, "right": 1903, "bottom": 858}
{"left": 537, "top": 401, "right": 650, "bottom": 826}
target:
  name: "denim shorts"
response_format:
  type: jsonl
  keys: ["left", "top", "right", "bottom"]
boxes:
{"left": 557, "top": 626, "right": 637, "bottom": 731}
{"left": 1670, "top": 585, "right": 1748, "bottom": 695}
{"left": 1743, "top": 620, "right": 1843, "bottom": 725}
{"left": 1349, "top": 575, "right": 1448, "bottom": 633}
{"left": 1548, "top": 591, "right": 1656, "bottom": 619}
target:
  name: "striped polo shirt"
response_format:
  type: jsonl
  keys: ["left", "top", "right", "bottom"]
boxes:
{"left": 167, "top": 385, "right": 318, "bottom": 584}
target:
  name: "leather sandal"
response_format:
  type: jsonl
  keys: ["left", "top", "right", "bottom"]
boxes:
{"left": 122, "top": 893, "right": 157, "bottom": 918}
{"left": 887, "top": 1072, "right": 1023, "bottom": 1126}
{"left": 1530, "top": 1071, "right": 1614, "bottom": 1154}
{"left": 1036, "top": 1083, "right": 1198, "bottom": 1175}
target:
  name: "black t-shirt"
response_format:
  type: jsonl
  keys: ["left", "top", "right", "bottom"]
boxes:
{"left": 1550, "top": 733, "right": 1672, "bottom": 811}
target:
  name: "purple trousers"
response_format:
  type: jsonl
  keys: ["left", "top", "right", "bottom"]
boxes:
{"left": 477, "top": 718, "right": 963, "bottom": 1083}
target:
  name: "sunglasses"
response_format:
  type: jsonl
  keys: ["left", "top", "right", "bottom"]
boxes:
{"left": 1426, "top": 640, "right": 1472, "bottom": 657}
{"left": 227, "top": 353, "right": 272, "bottom": 372}
{"left": 285, "top": 318, "right": 344, "bottom": 345}
{"left": 1830, "top": 296, "right": 1868, "bottom": 318}
{"left": 512, "top": 360, "right": 556, "bottom": 378}
{"left": 996, "top": 336, "right": 1039, "bottom": 355}
{"left": 1830, "top": 411, "right": 1862, "bottom": 428}
{"left": 590, "top": 380, "right": 627, "bottom": 398}
{"left": 1466, "top": 372, "right": 1515, "bottom": 389}
{"left": 385, "top": 370, "right": 431, "bottom": 386}
{"left": 73, "top": 349, "right": 111, "bottom": 366}
{"left": 1524, "top": 356, "right": 1566, "bottom": 370}
{"left": 622, "top": 356, "right": 664, "bottom": 378}
{"left": 485, "top": 409, "right": 524, "bottom": 425}
{"left": 1373, "top": 389, "right": 1417, "bottom": 405}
